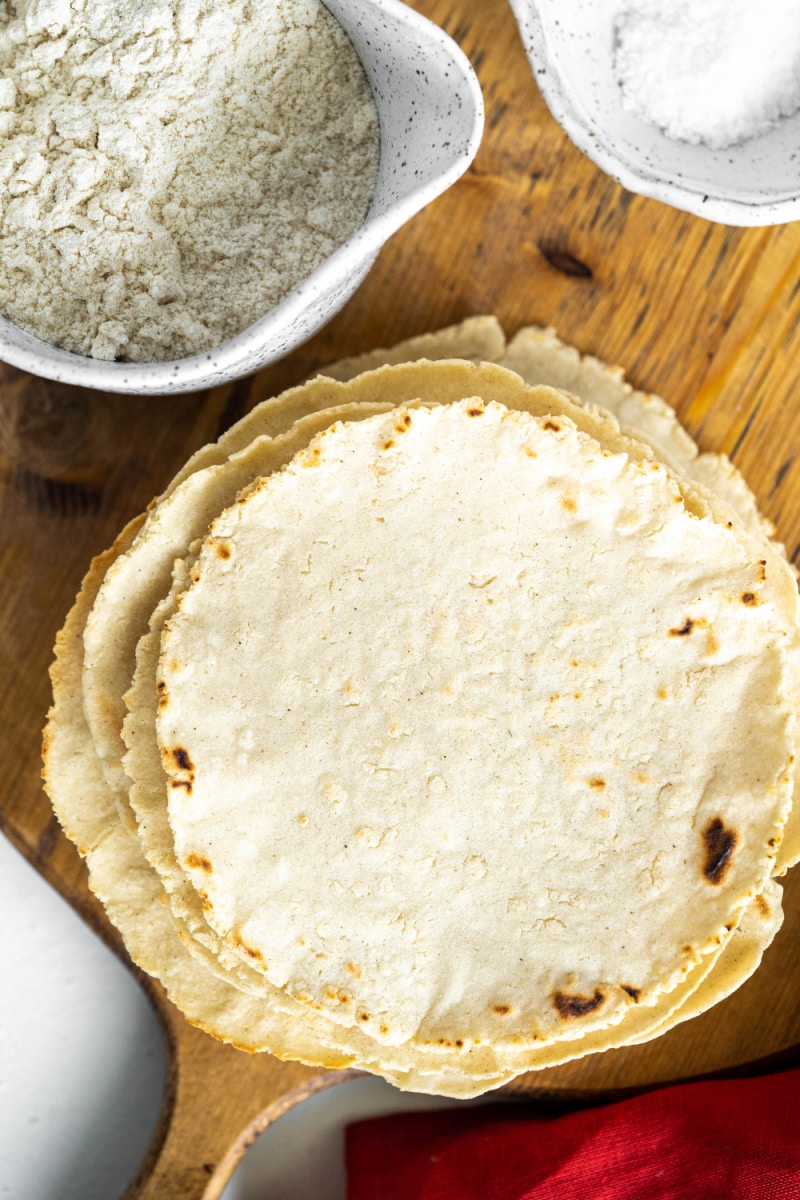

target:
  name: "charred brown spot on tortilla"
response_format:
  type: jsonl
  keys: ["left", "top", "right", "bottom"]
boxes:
{"left": 455, "top": 1039, "right": 464, "bottom": 1048}
{"left": 562, "top": 495, "right": 577, "bottom": 512}
{"left": 382, "top": 438, "right": 395, "bottom": 451}
{"left": 303, "top": 445, "right": 322, "bottom": 466}
{"left": 170, "top": 777, "right": 192, "bottom": 793}
{"left": 756, "top": 894, "right": 771, "bottom": 919}
{"left": 741, "top": 591, "right": 758, "bottom": 606}
{"left": 234, "top": 933, "right": 264, "bottom": 963}
{"left": 554, "top": 988, "right": 605, "bottom": 1019}
{"left": 157, "top": 680, "right": 166, "bottom": 693}
{"left": 172, "top": 746, "right": 194, "bottom": 772}
{"left": 669, "top": 618, "right": 694, "bottom": 637}
{"left": 358, "top": 1011, "right": 370, "bottom": 1022}
{"left": 394, "top": 413, "right": 413, "bottom": 433}
{"left": 543, "top": 420, "right": 561, "bottom": 433}
{"left": 621, "top": 984, "right": 641, "bottom": 1002}
{"left": 347, "top": 961, "right": 362, "bottom": 978}
{"left": 657, "top": 687, "right": 668, "bottom": 700}
{"left": 759, "top": 560, "right": 767, "bottom": 582}
{"left": 186, "top": 852, "right": 212, "bottom": 872}
{"left": 589, "top": 777, "right": 606, "bottom": 790}
{"left": 215, "top": 542, "right": 232, "bottom": 560}
{"left": 768, "top": 836, "right": 778, "bottom": 848}
{"left": 158, "top": 694, "right": 169, "bottom": 711}
{"left": 467, "top": 406, "right": 484, "bottom": 417}
{"left": 525, "top": 446, "right": 537, "bottom": 458}
{"left": 702, "top": 817, "right": 738, "bottom": 885}
{"left": 493, "top": 1004, "right": 511, "bottom": 1015}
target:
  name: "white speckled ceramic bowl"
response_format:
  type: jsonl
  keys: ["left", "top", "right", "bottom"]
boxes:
{"left": 0, "top": 0, "right": 483, "bottom": 395}
{"left": 510, "top": 0, "right": 800, "bottom": 227}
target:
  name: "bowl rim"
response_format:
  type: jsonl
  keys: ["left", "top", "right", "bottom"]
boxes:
{"left": 509, "top": 0, "right": 800, "bottom": 228}
{"left": 0, "top": 0, "right": 484, "bottom": 394}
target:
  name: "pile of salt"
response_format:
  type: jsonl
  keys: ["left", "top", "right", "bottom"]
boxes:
{"left": 613, "top": 0, "right": 800, "bottom": 149}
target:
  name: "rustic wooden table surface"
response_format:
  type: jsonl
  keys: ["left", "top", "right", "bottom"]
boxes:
{"left": 2, "top": 0, "right": 800, "bottom": 1196}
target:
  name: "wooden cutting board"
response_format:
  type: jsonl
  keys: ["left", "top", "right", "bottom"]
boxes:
{"left": 2, "top": 0, "right": 800, "bottom": 1195}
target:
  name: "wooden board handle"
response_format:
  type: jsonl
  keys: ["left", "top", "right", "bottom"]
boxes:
{"left": 127, "top": 986, "right": 350, "bottom": 1200}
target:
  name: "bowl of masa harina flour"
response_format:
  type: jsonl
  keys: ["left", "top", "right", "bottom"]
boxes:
{"left": 0, "top": 0, "right": 482, "bottom": 393}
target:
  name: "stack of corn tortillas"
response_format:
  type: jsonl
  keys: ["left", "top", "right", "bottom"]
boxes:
{"left": 43, "top": 317, "right": 800, "bottom": 1098}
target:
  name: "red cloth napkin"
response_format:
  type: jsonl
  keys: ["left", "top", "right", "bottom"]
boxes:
{"left": 346, "top": 1069, "right": 800, "bottom": 1199}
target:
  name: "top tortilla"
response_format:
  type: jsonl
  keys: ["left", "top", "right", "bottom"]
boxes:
{"left": 157, "top": 396, "right": 795, "bottom": 1053}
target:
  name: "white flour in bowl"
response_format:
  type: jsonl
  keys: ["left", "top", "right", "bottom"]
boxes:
{"left": 0, "top": 0, "right": 378, "bottom": 362}
{"left": 613, "top": 0, "right": 800, "bottom": 149}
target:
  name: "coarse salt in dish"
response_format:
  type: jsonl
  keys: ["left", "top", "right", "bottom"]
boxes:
{"left": 509, "top": 0, "right": 800, "bottom": 225}
{"left": 613, "top": 0, "right": 800, "bottom": 149}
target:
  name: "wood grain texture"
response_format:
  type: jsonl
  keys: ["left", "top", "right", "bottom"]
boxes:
{"left": 2, "top": 0, "right": 800, "bottom": 1194}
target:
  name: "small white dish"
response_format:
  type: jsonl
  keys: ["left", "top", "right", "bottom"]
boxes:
{"left": 510, "top": 0, "right": 800, "bottom": 226}
{"left": 0, "top": 0, "right": 483, "bottom": 395}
